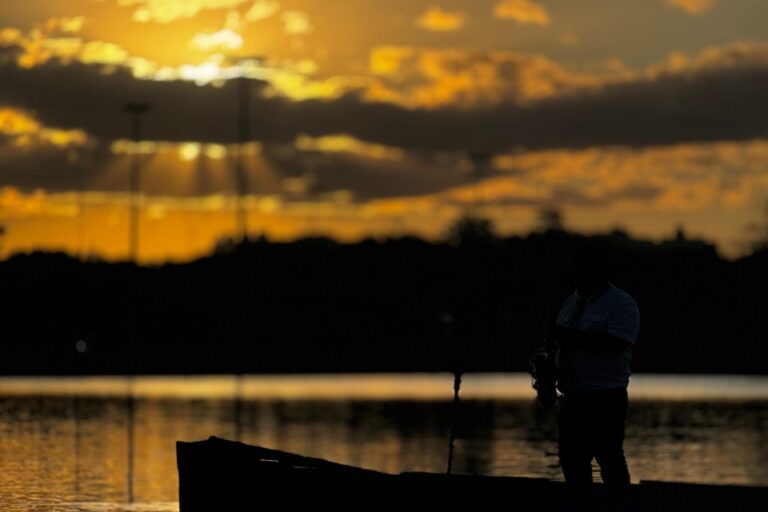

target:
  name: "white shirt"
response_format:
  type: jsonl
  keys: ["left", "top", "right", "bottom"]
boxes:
{"left": 556, "top": 285, "right": 640, "bottom": 391}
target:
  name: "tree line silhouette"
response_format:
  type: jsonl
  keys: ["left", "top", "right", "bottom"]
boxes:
{"left": 1, "top": 220, "right": 766, "bottom": 376}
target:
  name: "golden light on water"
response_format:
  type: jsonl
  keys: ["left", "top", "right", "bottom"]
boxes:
{"left": 1, "top": 374, "right": 767, "bottom": 401}
{"left": 178, "top": 143, "right": 201, "bottom": 161}
{"left": 0, "top": 374, "right": 766, "bottom": 509}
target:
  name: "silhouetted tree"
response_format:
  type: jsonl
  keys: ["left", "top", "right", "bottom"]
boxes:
{"left": 445, "top": 216, "right": 499, "bottom": 246}
{"left": 214, "top": 236, "right": 238, "bottom": 255}
{"left": 1, "top": 225, "right": 765, "bottom": 376}
{"left": 746, "top": 203, "right": 768, "bottom": 254}
{"left": 537, "top": 207, "right": 565, "bottom": 233}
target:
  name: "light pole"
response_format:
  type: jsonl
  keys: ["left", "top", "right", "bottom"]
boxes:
{"left": 124, "top": 103, "right": 150, "bottom": 263}
{"left": 230, "top": 55, "right": 265, "bottom": 243}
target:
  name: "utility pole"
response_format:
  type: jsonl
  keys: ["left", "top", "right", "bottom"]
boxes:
{"left": 124, "top": 103, "right": 150, "bottom": 263}
{"left": 469, "top": 152, "right": 491, "bottom": 218}
{"left": 75, "top": 145, "right": 89, "bottom": 260}
{"left": 235, "top": 77, "right": 250, "bottom": 242}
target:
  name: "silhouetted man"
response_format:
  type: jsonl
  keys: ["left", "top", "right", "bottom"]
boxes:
{"left": 553, "top": 242, "right": 639, "bottom": 485}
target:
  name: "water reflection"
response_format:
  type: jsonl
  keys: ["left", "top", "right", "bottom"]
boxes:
{"left": 0, "top": 375, "right": 766, "bottom": 511}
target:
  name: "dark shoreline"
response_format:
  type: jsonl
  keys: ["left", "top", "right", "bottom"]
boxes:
{"left": 3, "top": 231, "right": 766, "bottom": 376}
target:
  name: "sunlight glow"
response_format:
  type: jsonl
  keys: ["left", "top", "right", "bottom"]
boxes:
{"left": 204, "top": 144, "right": 228, "bottom": 159}
{"left": 0, "top": 374, "right": 766, "bottom": 400}
{"left": 178, "top": 60, "right": 226, "bottom": 86}
{"left": 179, "top": 143, "right": 201, "bottom": 161}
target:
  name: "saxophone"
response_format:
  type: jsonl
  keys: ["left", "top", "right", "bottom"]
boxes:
{"left": 530, "top": 288, "right": 572, "bottom": 406}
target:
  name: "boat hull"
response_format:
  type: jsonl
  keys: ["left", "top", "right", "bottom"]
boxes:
{"left": 177, "top": 437, "right": 768, "bottom": 511}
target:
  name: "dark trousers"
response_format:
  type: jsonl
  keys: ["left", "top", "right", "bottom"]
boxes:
{"left": 558, "top": 388, "right": 630, "bottom": 485}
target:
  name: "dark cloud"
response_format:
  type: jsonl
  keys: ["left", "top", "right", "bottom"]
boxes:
{"left": 0, "top": 45, "right": 767, "bottom": 200}
{"left": 0, "top": 52, "right": 255, "bottom": 143}
{"left": 0, "top": 135, "right": 470, "bottom": 200}
{"left": 1, "top": 47, "right": 767, "bottom": 154}
{"left": 549, "top": 184, "right": 663, "bottom": 207}
{"left": 0, "top": 142, "right": 115, "bottom": 192}
{"left": 268, "top": 149, "right": 469, "bottom": 201}
{"left": 613, "top": 184, "right": 663, "bottom": 201}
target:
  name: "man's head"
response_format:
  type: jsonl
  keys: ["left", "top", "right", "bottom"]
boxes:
{"left": 570, "top": 240, "right": 612, "bottom": 296}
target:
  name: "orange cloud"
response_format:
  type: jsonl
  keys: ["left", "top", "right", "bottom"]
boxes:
{"left": 364, "top": 46, "right": 606, "bottom": 108}
{"left": 44, "top": 17, "right": 86, "bottom": 34}
{"left": 647, "top": 41, "right": 768, "bottom": 77}
{"left": 282, "top": 11, "right": 312, "bottom": 35}
{"left": 0, "top": 108, "right": 88, "bottom": 148}
{"left": 78, "top": 41, "right": 130, "bottom": 64}
{"left": 494, "top": 0, "right": 551, "bottom": 26}
{"left": 361, "top": 40, "right": 768, "bottom": 114}
{"left": 295, "top": 134, "right": 404, "bottom": 161}
{"left": 1, "top": 22, "right": 137, "bottom": 70}
{"left": 488, "top": 139, "right": 768, "bottom": 213}
{"left": 118, "top": 0, "right": 251, "bottom": 23}
{"left": 415, "top": 7, "right": 466, "bottom": 32}
{"left": 190, "top": 28, "right": 244, "bottom": 52}
{"left": 0, "top": 187, "right": 405, "bottom": 263}
{"left": 665, "top": 0, "right": 715, "bottom": 15}
{"left": 246, "top": 0, "right": 280, "bottom": 22}
{"left": 369, "top": 46, "right": 415, "bottom": 75}
{"left": 0, "top": 21, "right": 352, "bottom": 100}
{"left": 0, "top": 27, "right": 23, "bottom": 46}
{"left": 2, "top": 139, "right": 767, "bottom": 261}
{"left": 0, "top": 188, "right": 51, "bottom": 219}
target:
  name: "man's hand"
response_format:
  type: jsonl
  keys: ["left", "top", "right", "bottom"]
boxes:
{"left": 553, "top": 325, "right": 630, "bottom": 354}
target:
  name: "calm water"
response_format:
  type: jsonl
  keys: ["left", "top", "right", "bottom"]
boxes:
{"left": 1, "top": 374, "right": 767, "bottom": 511}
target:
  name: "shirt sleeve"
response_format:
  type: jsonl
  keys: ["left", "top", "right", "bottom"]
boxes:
{"left": 605, "top": 300, "right": 640, "bottom": 344}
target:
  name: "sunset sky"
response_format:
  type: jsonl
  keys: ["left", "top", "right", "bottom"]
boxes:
{"left": 1, "top": 0, "right": 767, "bottom": 261}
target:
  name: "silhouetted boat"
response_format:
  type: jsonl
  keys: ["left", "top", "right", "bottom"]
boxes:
{"left": 177, "top": 437, "right": 768, "bottom": 511}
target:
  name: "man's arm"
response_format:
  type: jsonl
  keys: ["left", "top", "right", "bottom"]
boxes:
{"left": 553, "top": 325, "right": 630, "bottom": 354}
